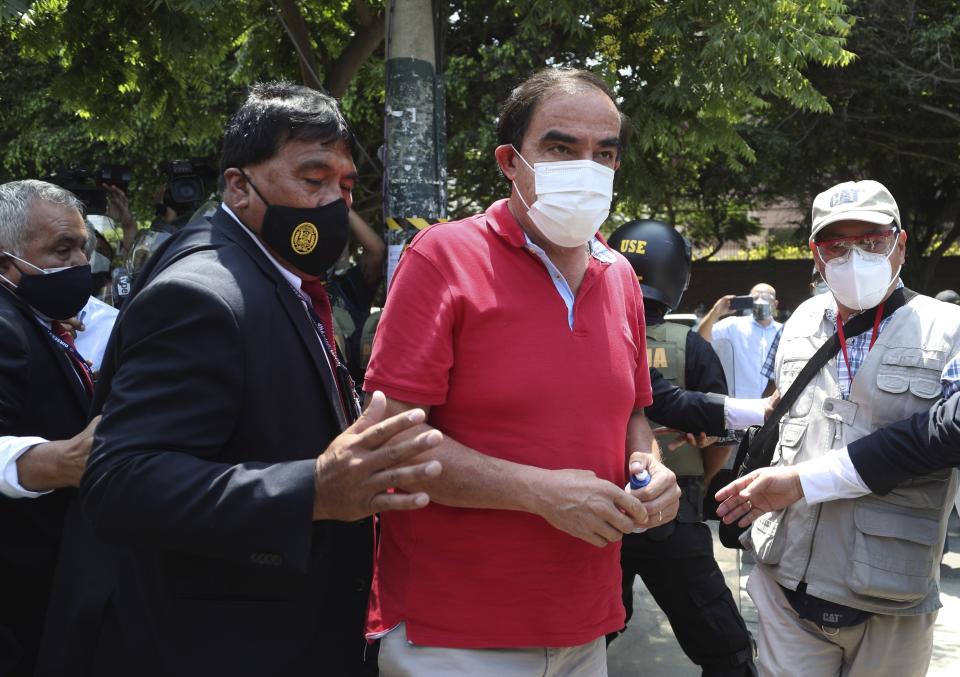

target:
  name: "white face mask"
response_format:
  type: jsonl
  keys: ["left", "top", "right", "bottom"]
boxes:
{"left": 512, "top": 147, "right": 614, "bottom": 248}
{"left": 823, "top": 246, "right": 900, "bottom": 311}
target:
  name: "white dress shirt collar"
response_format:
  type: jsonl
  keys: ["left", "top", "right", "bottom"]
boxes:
{"left": 221, "top": 203, "right": 302, "bottom": 292}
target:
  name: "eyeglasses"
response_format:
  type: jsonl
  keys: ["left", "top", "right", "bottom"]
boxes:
{"left": 812, "top": 228, "right": 899, "bottom": 262}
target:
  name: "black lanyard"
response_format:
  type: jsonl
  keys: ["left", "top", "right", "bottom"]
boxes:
{"left": 37, "top": 320, "right": 94, "bottom": 383}
{"left": 289, "top": 284, "right": 361, "bottom": 421}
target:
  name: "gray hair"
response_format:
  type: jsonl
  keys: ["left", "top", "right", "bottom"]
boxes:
{"left": 0, "top": 179, "right": 84, "bottom": 256}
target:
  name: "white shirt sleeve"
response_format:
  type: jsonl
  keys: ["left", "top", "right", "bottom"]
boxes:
{"left": 711, "top": 317, "right": 733, "bottom": 340}
{"left": 0, "top": 436, "right": 53, "bottom": 499}
{"left": 723, "top": 397, "right": 767, "bottom": 431}
{"left": 796, "top": 447, "right": 871, "bottom": 504}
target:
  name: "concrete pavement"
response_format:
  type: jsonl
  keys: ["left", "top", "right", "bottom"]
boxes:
{"left": 608, "top": 518, "right": 960, "bottom": 676}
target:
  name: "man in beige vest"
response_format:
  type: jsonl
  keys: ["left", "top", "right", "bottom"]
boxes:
{"left": 730, "top": 180, "right": 960, "bottom": 676}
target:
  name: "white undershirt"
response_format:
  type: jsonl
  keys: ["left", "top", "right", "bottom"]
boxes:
{"left": 718, "top": 396, "right": 870, "bottom": 503}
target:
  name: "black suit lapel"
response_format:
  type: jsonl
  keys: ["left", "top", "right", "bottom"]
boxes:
{"left": 274, "top": 284, "right": 349, "bottom": 431}
{"left": 212, "top": 208, "right": 349, "bottom": 432}
{"left": 22, "top": 310, "right": 91, "bottom": 416}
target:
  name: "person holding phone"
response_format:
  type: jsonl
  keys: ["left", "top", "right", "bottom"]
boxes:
{"left": 698, "top": 283, "right": 782, "bottom": 398}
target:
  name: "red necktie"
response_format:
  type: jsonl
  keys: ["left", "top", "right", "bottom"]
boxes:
{"left": 299, "top": 278, "right": 354, "bottom": 418}
{"left": 299, "top": 278, "right": 337, "bottom": 355}
{"left": 51, "top": 321, "right": 94, "bottom": 397}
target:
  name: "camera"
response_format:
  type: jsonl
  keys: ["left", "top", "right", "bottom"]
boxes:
{"left": 45, "top": 164, "right": 132, "bottom": 215}
{"left": 160, "top": 158, "right": 216, "bottom": 207}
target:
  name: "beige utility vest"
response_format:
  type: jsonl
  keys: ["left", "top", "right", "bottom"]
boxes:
{"left": 748, "top": 291, "right": 960, "bottom": 615}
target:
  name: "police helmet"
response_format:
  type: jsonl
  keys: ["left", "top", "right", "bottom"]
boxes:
{"left": 607, "top": 219, "right": 692, "bottom": 310}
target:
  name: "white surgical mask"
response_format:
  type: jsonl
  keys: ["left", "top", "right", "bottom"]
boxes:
{"left": 512, "top": 147, "right": 614, "bottom": 248}
{"left": 823, "top": 247, "right": 899, "bottom": 311}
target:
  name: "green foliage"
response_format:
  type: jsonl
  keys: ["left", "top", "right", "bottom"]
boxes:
{"left": 441, "top": 0, "right": 854, "bottom": 224}
{"left": 601, "top": 0, "right": 853, "bottom": 163}
{"left": 0, "top": 0, "right": 855, "bottom": 239}
{"left": 0, "top": 0, "right": 386, "bottom": 222}
{"left": 748, "top": 0, "right": 960, "bottom": 291}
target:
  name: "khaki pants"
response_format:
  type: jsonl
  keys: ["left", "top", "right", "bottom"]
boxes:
{"left": 747, "top": 565, "right": 936, "bottom": 677}
{"left": 378, "top": 623, "right": 608, "bottom": 677}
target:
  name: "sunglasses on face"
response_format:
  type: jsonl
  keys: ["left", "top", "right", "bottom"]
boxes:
{"left": 812, "top": 228, "right": 899, "bottom": 262}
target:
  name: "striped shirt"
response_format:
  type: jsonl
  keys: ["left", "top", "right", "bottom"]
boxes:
{"left": 823, "top": 283, "right": 960, "bottom": 399}
{"left": 942, "top": 354, "right": 960, "bottom": 399}
{"left": 824, "top": 282, "right": 904, "bottom": 399}
{"left": 760, "top": 327, "right": 782, "bottom": 382}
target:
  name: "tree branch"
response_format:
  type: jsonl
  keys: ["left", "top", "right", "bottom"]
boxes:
{"left": 858, "top": 136, "right": 960, "bottom": 171}
{"left": 275, "top": 0, "right": 323, "bottom": 90}
{"left": 353, "top": 0, "right": 374, "bottom": 26}
{"left": 323, "top": 8, "right": 385, "bottom": 99}
{"left": 694, "top": 240, "right": 724, "bottom": 261}
{"left": 918, "top": 103, "right": 960, "bottom": 126}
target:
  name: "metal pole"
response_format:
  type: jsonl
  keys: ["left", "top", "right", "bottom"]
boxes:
{"left": 383, "top": 0, "right": 447, "bottom": 289}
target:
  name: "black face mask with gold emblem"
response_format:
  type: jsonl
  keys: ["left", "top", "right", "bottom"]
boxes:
{"left": 240, "top": 170, "right": 350, "bottom": 276}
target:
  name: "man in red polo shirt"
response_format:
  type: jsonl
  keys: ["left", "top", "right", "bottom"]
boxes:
{"left": 365, "top": 67, "right": 681, "bottom": 676}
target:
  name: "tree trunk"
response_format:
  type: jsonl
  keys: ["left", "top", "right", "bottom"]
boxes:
{"left": 275, "top": 0, "right": 323, "bottom": 91}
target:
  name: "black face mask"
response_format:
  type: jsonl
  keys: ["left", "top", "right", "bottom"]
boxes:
{"left": 1, "top": 252, "right": 92, "bottom": 320}
{"left": 240, "top": 170, "right": 350, "bottom": 276}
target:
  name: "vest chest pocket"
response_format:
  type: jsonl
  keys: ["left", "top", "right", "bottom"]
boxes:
{"left": 779, "top": 359, "right": 815, "bottom": 417}
{"left": 752, "top": 420, "right": 807, "bottom": 563}
{"left": 775, "top": 420, "right": 807, "bottom": 465}
{"left": 876, "top": 348, "right": 945, "bottom": 399}
{"left": 750, "top": 510, "right": 788, "bottom": 565}
{"left": 846, "top": 497, "right": 940, "bottom": 604}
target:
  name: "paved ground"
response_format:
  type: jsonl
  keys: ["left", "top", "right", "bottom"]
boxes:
{"left": 608, "top": 514, "right": 960, "bottom": 676}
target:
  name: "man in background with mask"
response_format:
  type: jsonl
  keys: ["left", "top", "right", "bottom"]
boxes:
{"left": 363, "top": 67, "right": 680, "bottom": 676}
{"left": 715, "top": 179, "right": 960, "bottom": 676}
{"left": 0, "top": 179, "right": 100, "bottom": 676}
{"left": 69, "top": 81, "right": 443, "bottom": 677}
{"left": 698, "top": 283, "right": 782, "bottom": 399}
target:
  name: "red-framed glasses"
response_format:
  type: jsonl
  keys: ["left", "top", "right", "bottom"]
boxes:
{"left": 812, "top": 228, "right": 899, "bottom": 262}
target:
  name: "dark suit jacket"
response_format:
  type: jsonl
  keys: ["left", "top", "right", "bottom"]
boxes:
{"left": 73, "top": 208, "right": 373, "bottom": 677}
{"left": 0, "top": 286, "right": 90, "bottom": 677}
{"left": 848, "top": 390, "right": 960, "bottom": 494}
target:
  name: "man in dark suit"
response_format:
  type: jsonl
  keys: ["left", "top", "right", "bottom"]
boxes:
{"left": 0, "top": 180, "right": 99, "bottom": 677}
{"left": 75, "top": 82, "right": 443, "bottom": 677}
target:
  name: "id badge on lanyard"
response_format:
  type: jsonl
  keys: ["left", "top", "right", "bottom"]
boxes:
{"left": 38, "top": 320, "right": 95, "bottom": 390}
{"left": 290, "top": 285, "right": 362, "bottom": 422}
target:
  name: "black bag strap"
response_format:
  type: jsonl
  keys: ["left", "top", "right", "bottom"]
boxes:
{"left": 739, "top": 287, "right": 914, "bottom": 474}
